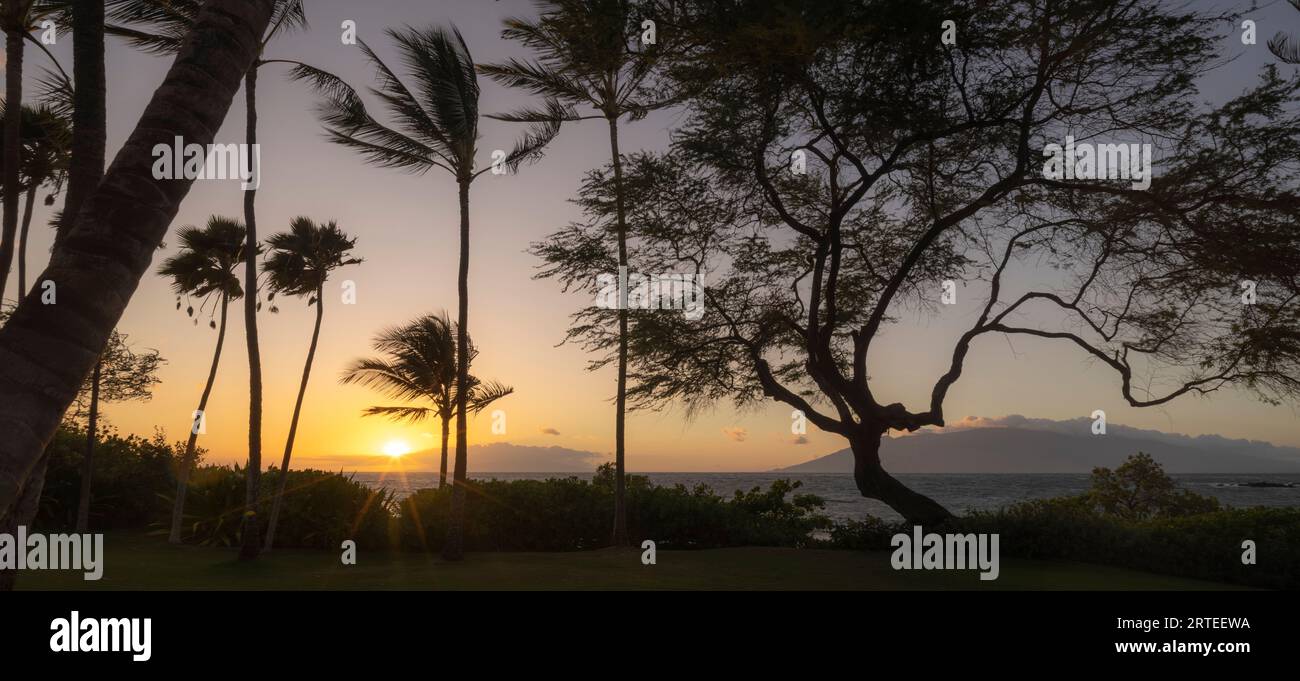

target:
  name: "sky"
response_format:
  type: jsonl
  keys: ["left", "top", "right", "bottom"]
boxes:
{"left": 2, "top": 0, "right": 1298, "bottom": 472}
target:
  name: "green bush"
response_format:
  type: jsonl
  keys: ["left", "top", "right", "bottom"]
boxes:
{"left": 398, "top": 464, "right": 830, "bottom": 551}
{"left": 173, "top": 465, "right": 395, "bottom": 550}
{"left": 37, "top": 426, "right": 180, "bottom": 531}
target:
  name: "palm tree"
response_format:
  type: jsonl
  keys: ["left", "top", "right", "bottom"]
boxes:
{"left": 292, "top": 24, "right": 557, "bottom": 560}
{"left": 156, "top": 216, "right": 248, "bottom": 544}
{"left": 260, "top": 217, "right": 360, "bottom": 551}
{"left": 480, "top": 0, "right": 674, "bottom": 545}
{"left": 341, "top": 313, "right": 514, "bottom": 495}
{"left": 0, "top": 101, "right": 69, "bottom": 301}
{"left": 1, "top": 0, "right": 68, "bottom": 304}
{"left": 105, "top": 0, "right": 309, "bottom": 559}
{"left": 1269, "top": 1, "right": 1300, "bottom": 64}
{"left": 0, "top": 0, "right": 274, "bottom": 582}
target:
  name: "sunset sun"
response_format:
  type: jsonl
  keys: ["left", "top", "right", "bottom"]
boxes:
{"left": 381, "top": 440, "right": 411, "bottom": 458}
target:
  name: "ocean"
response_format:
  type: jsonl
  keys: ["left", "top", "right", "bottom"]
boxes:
{"left": 351, "top": 471, "right": 1300, "bottom": 523}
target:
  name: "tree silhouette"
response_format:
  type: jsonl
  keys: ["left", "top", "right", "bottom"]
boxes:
{"left": 260, "top": 217, "right": 361, "bottom": 551}
{"left": 292, "top": 24, "right": 554, "bottom": 560}
{"left": 604, "top": 0, "right": 1300, "bottom": 523}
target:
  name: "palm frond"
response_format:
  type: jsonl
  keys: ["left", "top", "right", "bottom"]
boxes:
{"left": 1269, "top": 32, "right": 1300, "bottom": 65}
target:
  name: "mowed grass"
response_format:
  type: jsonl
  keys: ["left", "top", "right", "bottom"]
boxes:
{"left": 17, "top": 531, "right": 1245, "bottom": 590}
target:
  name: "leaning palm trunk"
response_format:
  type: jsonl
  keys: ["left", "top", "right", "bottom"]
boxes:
{"left": 264, "top": 285, "right": 324, "bottom": 551}
{"left": 0, "top": 24, "right": 23, "bottom": 305}
{"left": 16, "top": 184, "right": 37, "bottom": 296}
{"left": 74, "top": 358, "right": 102, "bottom": 532}
{"left": 1, "top": 0, "right": 110, "bottom": 581}
{"left": 239, "top": 68, "right": 264, "bottom": 560}
{"left": 444, "top": 179, "right": 472, "bottom": 561}
{"left": 0, "top": 0, "right": 276, "bottom": 578}
{"left": 169, "top": 294, "right": 231, "bottom": 543}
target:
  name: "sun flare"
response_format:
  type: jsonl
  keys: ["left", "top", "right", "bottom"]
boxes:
{"left": 381, "top": 440, "right": 411, "bottom": 458}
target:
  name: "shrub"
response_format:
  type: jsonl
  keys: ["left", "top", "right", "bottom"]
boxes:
{"left": 37, "top": 426, "right": 181, "bottom": 531}
{"left": 172, "top": 465, "right": 395, "bottom": 550}
{"left": 1084, "top": 452, "right": 1220, "bottom": 520}
{"left": 398, "top": 465, "right": 831, "bottom": 551}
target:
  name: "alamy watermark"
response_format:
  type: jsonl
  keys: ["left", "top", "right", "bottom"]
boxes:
{"left": 1042, "top": 135, "right": 1152, "bottom": 190}
{"left": 595, "top": 266, "right": 704, "bottom": 320}
{"left": 0, "top": 526, "right": 104, "bottom": 581}
{"left": 152, "top": 137, "right": 261, "bottom": 190}
{"left": 891, "top": 526, "right": 1000, "bottom": 581}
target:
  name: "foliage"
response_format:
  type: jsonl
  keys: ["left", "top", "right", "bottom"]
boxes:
{"left": 35, "top": 426, "right": 182, "bottom": 531}
{"left": 1084, "top": 452, "right": 1220, "bottom": 521}
{"left": 169, "top": 465, "right": 394, "bottom": 550}
{"left": 340, "top": 313, "right": 514, "bottom": 425}
{"left": 398, "top": 463, "right": 830, "bottom": 551}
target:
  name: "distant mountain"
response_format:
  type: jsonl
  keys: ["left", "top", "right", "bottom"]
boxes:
{"left": 781, "top": 427, "right": 1300, "bottom": 474}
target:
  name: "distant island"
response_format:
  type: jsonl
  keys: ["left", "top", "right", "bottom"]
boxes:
{"left": 781, "top": 422, "right": 1300, "bottom": 474}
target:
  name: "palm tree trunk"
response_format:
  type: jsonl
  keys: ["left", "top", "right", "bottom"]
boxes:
{"left": 443, "top": 178, "right": 472, "bottom": 561}
{"left": 55, "top": 0, "right": 107, "bottom": 249}
{"left": 606, "top": 116, "right": 630, "bottom": 547}
{"left": 0, "top": 0, "right": 276, "bottom": 533}
{"left": 264, "top": 285, "right": 325, "bottom": 551}
{"left": 239, "top": 66, "right": 264, "bottom": 561}
{"left": 169, "top": 294, "right": 231, "bottom": 543}
{"left": 17, "top": 184, "right": 37, "bottom": 296}
{"left": 75, "top": 356, "right": 102, "bottom": 532}
{"left": 439, "top": 412, "right": 449, "bottom": 488}
{"left": 0, "top": 26, "right": 24, "bottom": 305}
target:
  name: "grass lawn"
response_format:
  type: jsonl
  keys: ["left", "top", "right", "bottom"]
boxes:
{"left": 15, "top": 531, "right": 1247, "bottom": 590}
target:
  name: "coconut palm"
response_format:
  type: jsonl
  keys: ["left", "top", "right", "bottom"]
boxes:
{"left": 291, "top": 24, "right": 557, "bottom": 560}
{"left": 480, "top": 0, "right": 674, "bottom": 545}
{"left": 156, "top": 216, "right": 249, "bottom": 544}
{"left": 1, "top": 0, "right": 69, "bottom": 305}
{"left": 0, "top": 1, "right": 273, "bottom": 583}
{"left": 340, "top": 313, "right": 514, "bottom": 495}
{"left": 0, "top": 101, "right": 70, "bottom": 301}
{"left": 260, "top": 217, "right": 360, "bottom": 551}
{"left": 105, "top": 0, "right": 309, "bottom": 559}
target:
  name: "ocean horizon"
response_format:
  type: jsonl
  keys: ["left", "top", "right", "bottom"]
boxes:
{"left": 352, "top": 471, "right": 1300, "bottom": 523}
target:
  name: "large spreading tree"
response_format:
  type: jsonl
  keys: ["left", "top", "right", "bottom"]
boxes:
{"left": 548, "top": 0, "right": 1300, "bottom": 524}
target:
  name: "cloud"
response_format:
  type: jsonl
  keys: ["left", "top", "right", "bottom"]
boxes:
{"left": 539, "top": 427, "right": 561, "bottom": 436}
{"left": 791, "top": 435, "right": 809, "bottom": 445}
{"left": 722, "top": 427, "right": 748, "bottom": 442}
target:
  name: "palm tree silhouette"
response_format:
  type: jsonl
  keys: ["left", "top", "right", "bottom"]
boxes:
{"left": 156, "top": 216, "right": 249, "bottom": 544}
{"left": 260, "top": 217, "right": 361, "bottom": 551}
{"left": 105, "top": 0, "right": 311, "bottom": 559}
{"left": 292, "top": 24, "right": 556, "bottom": 560}
{"left": 341, "top": 313, "right": 514, "bottom": 493}
{"left": 1, "top": 0, "right": 68, "bottom": 304}
{"left": 0, "top": 101, "right": 69, "bottom": 301}
{"left": 1270, "top": 0, "right": 1300, "bottom": 64}
{"left": 481, "top": 0, "right": 675, "bottom": 545}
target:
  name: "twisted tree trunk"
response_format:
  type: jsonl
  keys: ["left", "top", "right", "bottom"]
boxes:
{"left": 849, "top": 429, "right": 953, "bottom": 526}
